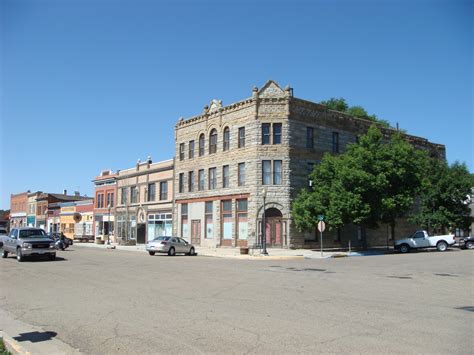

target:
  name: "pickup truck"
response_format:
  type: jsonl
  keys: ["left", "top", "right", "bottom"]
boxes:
{"left": 1, "top": 227, "right": 56, "bottom": 261}
{"left": 394, "top": 230, "right": 455, "bottom": 253}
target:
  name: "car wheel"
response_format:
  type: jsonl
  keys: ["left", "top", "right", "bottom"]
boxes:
{"left": 465, "top": 241, "right": 474, "bottom": 250}
{"left": 188, "top": 247, "right": 195, "bottom": 256}
{"left": 2, "top": 250, "right": 8, "bottom": 258}
{"left": 148, "top": 251, "right": 155, "bottom": 256}
{"left": 436, "top": 241, "right": 448, "bottom": 252}
{"left": 48, "top": 254, "right": 56, "bottom": 261}
{"left": 168, "top": 247, "right": 175, "bottom": 256}
{"left": 16, "top": 248, "right": 24, "bottom": 262}
{"left": 400, "top": 244, "right": 410, "bottom": 253}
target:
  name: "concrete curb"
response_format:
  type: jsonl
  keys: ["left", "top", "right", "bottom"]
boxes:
{"left": 1, "top": 331, "right": 31, "bottom": 355}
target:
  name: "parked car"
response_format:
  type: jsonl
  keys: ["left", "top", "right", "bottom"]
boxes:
{"left": 146, "top": 236, "right": 196, "bottom": 256}
{"left": 458, "top": 236, "right": 474, "bottom": 249}
{"left": 394, "top": 230, "right": 455, "bottom": 253}
{"left": 2, "top": 228, "right": 56, "bottom": 261}
{"left": 0, "top": 227, "right": 8, "bottom": 248}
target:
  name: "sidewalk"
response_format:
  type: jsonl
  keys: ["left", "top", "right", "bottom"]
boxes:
{"left": 72, "top": 242, "right": 350, "bottom": 260}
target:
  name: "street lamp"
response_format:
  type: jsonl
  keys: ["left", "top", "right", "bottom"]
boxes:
{"left": 261, "top": 187, "right": 268, "bottom": 255}
{"left": 107, "top": 203, "right": 111, "bottom": 245}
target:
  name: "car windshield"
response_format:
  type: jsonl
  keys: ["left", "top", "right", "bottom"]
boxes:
{"left": 19, "top": 229, "right": 46, "bottom": 238}
{"left": 152, "top": 236, "right": 171, "bottom": 241}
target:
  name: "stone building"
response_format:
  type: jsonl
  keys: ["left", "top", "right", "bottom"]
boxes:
{"left": 115, "top": 158, "right": 174, "bottom": 244}
{"left": 173, "top": 80, "right": 446, "bottom": 249}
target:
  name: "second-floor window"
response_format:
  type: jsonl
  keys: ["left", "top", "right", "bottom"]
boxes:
{"left": 223, "top": 127, "right": 230, "bottom": 151}
{"left": 106, "top": 192, "right": 114, "bottom": 207}
{"left": 147, "top": 183, "right": 156, "bottom": 201}
{"left": 273, "top": 160, "right": 282, "bottom": 185}
{"left": 97, "top": 193, "right": 104, "bottom": 208}
{"left": 130, "top": 186, "right": 138, "bottom": 204}
{"left": 198, "top": 169, "right": 205, "bottom": 191}
{"left": 199, "top": 134, "right": 205, "bottom": 156}
{"left": 223, "top": 165, "right": 229, "bottom": 188}
{"left": 209, "top": 129, "right": 217, "bottom": 154}
{"left": 238, "top": 127, "right": 245, "bottom": 148}
{"left": 262, "top": 123, "right": 271, "bottom": 145}
{"left": 238, "top": 162, "right": 245, "bottom": 186}
{"left": 262, "top": 160, "right": 282, "bottom": 185}
{"left": 179, "top": 173, "right": 184, "bottom": 193}
{"left": 306, "top": 127, "right": 314, "bottom": 148}
{"left": 189, "top": 140, "right": 194, "bottom": 159}
{"left": 179, "top": 143, "right": 185, "bottom": 161}
{"left": 121, "top": 187, "right": 127, "bottom": 205}
{"left": 160, "top": 181, "right": 168, "bottom": 200}
{"left": 332, "top": 132, "right": 339, "bottom": 153}
{"left": 209, "top": 167, "right": 216, "bottom": 190}
{"left": 273, "top": 123, "right": 282, "bottom": 144}
{"left": 188, "top": 171, "right": 194, "bottom": 192}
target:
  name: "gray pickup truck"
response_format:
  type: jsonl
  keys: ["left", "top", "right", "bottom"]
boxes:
{"left": 1, "top": 227, "right": 56, "bottom": 261}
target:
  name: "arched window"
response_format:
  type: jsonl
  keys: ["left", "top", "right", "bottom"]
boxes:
{"left": 209, "top": 129, "right": 217, "bottom": 154}
{"left": 223, "top": 127, "right": 230, "bottom": 151}
{"left": 199, "top": 134, "right": 205, "bottom": 156}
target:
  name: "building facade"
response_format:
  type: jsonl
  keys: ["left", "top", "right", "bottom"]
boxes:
{"left": 115, "top": 158, "right": 174, "bottom": 244}
{"left": 173, "top": 80, "right": 446, "bottom": 249}
{"left": 92, "top": 170, "right": 117, "bottom": 242}
{"left": 27, "top": 191, "right": 42, "bottom": 227}
{"left": 10, "top": 192, "right": 28, "bottom": 228}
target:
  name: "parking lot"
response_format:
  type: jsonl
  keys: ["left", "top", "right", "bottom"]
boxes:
{"left": 0, "top": 247, "right": 472, "bottom": 354}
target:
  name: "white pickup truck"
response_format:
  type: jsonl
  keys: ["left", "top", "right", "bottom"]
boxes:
{"left": 394, "top": 230, "right": 455, "bottom": 253}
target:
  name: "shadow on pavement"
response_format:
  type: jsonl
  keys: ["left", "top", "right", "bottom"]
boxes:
{"left": 13, "top": 331, "right": 57, "bottom": 343}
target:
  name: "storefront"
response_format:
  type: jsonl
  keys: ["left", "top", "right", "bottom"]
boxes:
{"left": 147, "top": 212, "right": 172, "bottom": 242}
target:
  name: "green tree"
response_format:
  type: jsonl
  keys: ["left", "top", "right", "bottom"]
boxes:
{"left": 292, "top": 125, "right": 426, "bottom": 239}
{"left": 411, "top": 160, "right": 473, "bottom": 233}
{"left": 319, "top": 97, "right": 348, "bottom": 112}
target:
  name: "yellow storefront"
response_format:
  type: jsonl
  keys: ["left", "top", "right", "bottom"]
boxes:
{"left": 60, "top": 205, "right": 76, "bottom": 239}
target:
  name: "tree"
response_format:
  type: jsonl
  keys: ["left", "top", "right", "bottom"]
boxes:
{"left": 319, "top": 97, "right": 348, "bottom": 112}
{"left": 292, "top": 125, "right": 426, "bottom": 239}
{"left": 411, "top": 160, "right": 473, "bottom": 233}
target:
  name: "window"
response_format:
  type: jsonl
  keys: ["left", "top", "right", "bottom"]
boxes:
{"left": 238, "top": 127, "right": 245, "bottom": 148}
{"left": 130, "top": 186, "right": 138, "bottom": 203}
{"left": 223, "top": 127, "right": 230, "bottom": 151}
{"left": 306, "top": 127, "right": 314, "bottom": 148}
{"left": 199, "top": 134, "right": 205, "bottom": 156}
{"left": 238, "top": 163, "right": 245, "bottom": 186}
{"left": 198, "top": 169, "right": 205, "bottom": 191}
{"left": 273, "top": 123, "right": 282, "bottom": 144}
{"left": 205, "top": 201, "right": 213, "bottom": 239}
{"left": 160, "top": 181, "right": 168, "bottom": 200}
{"left": 262, "top": 160, "right": 272, "bottom": 185}
{"left": 179, "top": 143, "right": 185, "bottom": 161}
{"left": 222, "top": 200, "right": 232, "bottom": 240}
{"left": 209, "top": 167, "right": 216, "bottom": 190}
{"left": 262, "top": 123, "right": 271, "bottom": 145}
{"left": 121, "top": 188, "right": 127, "bottom": 205}
{"left": 273, "top": 160, "right": 282, "bottom": 185}
{"left": 96, "top": 193, "right": 104, "bottom": 208}
{"left": 237, "top": 199, "right": 248, "bottom": 240}
{"left": 147, "top": 213, "right": 173, "bottom": 242}
{"left": 106, "top": 192, "right": 114, "bottom": 207}
{"left": 223, "top": 165, "right": 229, "bottom": 188}
{"left": 147, "top": 183, "right": 156, "bottom": 202}
{"left": 209, "top": 129, "right": 217, "bottom": 154}
{"left": 178, "top": 173, "right": 184, "bottom": 193}
{"left": 332, "top": 132, "right": 339, "bottom": 153}
{"left": 188, "top": 171, "right": 194, "bottom": 192}
{"left": 181, "top": 204, "right": 188, "bottom": 239}
{"left": 188, "top": 140, "right": 194, "bottom": 159}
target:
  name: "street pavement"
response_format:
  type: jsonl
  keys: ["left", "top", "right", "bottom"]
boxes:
{"left": 0, "top": 246, "right": 472, "bottom": 354}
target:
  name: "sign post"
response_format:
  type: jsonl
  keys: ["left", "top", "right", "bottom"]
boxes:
{"left": 317, "top": 215, "right": 326, "bottom": 257}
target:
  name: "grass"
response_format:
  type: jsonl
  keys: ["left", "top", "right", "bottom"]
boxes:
{"left": 0, "top": 338, "right": 11, "bottom": 355}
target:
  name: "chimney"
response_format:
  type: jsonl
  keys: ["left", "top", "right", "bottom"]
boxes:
{"left": 74, "top": 191, "right": 80, "bottom": 196}
{"left": 63, "top": 189, "right": 67, "bottom": 195}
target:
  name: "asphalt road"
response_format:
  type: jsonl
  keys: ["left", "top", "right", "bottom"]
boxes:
{"left": 0, "top": 247, "right": 472, "bottom": 354}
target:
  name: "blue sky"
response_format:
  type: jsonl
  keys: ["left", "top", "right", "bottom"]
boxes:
{"left": 1, "top": 0, "right": 472, "bottom": 209}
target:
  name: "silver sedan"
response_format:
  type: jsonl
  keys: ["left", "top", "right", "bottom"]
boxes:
{"left": 146, "top": 236, "right": 196, "bottom": 256}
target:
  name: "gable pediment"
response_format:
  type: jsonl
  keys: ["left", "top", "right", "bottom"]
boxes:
{"left": 258, "top": 80, "right": 285, "bottom": 98}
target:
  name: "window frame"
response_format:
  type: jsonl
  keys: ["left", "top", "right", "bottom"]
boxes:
{"left": 209, "top": 129, "right": 217, "bottom": 154}
{"left": 238, "top": 127, "right": 245, "bottom": 148}
{"left": 223, "top": 127, "right": 230, "bottom": 151}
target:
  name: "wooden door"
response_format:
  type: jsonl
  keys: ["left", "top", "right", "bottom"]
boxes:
{"left": 191, "top": 220, "right": 201, "bottom": 246}
{"left": 266, "top": 218, "right": 283, "bottom": 247}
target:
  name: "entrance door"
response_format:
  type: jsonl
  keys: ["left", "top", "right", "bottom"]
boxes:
{"left": 263, "top": 208, "right": 284, "bottom": 248}
{"left": 137, "top": 223, "right": 146, "bottom": 244}
{"left": 191, "top": 220, "right": 201, "bottom": 246}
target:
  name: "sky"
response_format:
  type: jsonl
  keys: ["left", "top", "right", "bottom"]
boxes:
{"left": 1, "top": 0, "right": 472, "bottom": 209}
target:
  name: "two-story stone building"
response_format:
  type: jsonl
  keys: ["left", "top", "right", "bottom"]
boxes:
{"left": 173, "top": 80, "right": 446, "bottom": 249}
{"left": 115, "top": 157, "right": 174, "bottom": 244}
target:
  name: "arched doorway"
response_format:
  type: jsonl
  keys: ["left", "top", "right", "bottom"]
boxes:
{"left": 264, "top": 208, "right": 284, "bottom": 247}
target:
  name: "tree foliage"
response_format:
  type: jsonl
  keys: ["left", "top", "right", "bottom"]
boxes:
{"left": 292, "top": 126, "right": 426, "bottom": 234}
{"left": 410, "top": 160, "right": 473, "bottom": 232}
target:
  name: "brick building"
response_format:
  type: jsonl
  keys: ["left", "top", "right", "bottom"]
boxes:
{"left": 10, "top": 192, "right": 29, "bottom": 228}
{"left": 92, "top": 170, "right": 117, "bottom": 242}
{"left": 115, "top": 158, "right": 174, "bottom": 244}
{"left": 173, "top": 80, "right": 445, "bottom": 249}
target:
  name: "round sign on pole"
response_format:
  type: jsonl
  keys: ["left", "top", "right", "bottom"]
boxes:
{"left": 317, "top": 221, "right": 326, "bottom": 233}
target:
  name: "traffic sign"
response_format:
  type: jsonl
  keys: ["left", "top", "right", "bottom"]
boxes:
{"left": 317, "top": 221, "right": 326, "bottom": 233}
